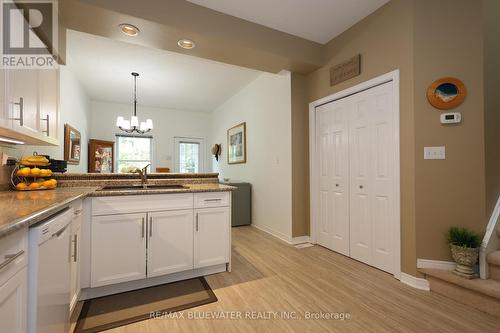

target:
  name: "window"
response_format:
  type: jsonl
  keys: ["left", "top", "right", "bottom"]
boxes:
{"left": 174, "top": 137, "right": 204, "bottom": 173}
{"left": 116, "top": 135, "right": 153, "bottom": 172}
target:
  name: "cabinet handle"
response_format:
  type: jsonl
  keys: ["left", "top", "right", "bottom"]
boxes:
{"left": 359, "top": 185, "right": 364, "bottom": 189}
{"left": 72, "top": 234, "right": 78, "bottom": 262}
{"left": 149, "top": 216, "right": 153, "bottom": 237}
{"left": 196, "top": 213, "right": 199, "bottom": 232}
{"left": 141, "top": 217, "right": 145, "bottom": 238}
{"left": 41, "top": 114, "right": 50, "bottom": 136}
{"left": 204, "top": 198, "right": 222, "bottom": 202}
{"left": 74, "top": 209, "right": 83, "bottom": 215}
{"left": 0, "top": 250, "right": 24, "bottom": 271}
{"left": 12, "top": 97, "right": 24, "bottom": 126}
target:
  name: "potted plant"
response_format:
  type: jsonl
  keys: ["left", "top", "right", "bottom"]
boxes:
{"left": 447, "top": 227, "right": 481, "bottom": 279}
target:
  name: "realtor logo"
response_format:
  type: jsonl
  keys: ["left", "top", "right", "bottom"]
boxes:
{"left": 1, "top": 0, "right": 58, "bottom": 69}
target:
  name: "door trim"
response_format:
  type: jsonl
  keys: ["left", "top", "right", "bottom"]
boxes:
{"left": 309, "top": 69, "right": 401, "bottom": 280}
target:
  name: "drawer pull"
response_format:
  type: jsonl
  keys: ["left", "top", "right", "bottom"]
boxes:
{"left": 0, "top": 250, "right": 24, "bottom": 271}
{"left": 72, "top": 234, "right": 78, "bottom": 262}
{"left": 204, "top": 198, "right": 222, "bottom": 202}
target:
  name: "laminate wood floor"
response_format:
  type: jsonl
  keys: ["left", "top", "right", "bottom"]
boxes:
{"left": 101, "top": 226, "right": 500, "bottom": 333}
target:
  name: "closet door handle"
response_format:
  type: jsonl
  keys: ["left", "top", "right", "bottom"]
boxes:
{"left": 195, "top": 213, "right": 199, "bottom": 232}
{"left": 141, "top": 217, "right": 145, "bottom": 238}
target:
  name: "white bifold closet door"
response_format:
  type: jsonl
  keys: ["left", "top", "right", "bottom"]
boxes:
{"left": 316, "top": 98, "right": 350, "bottom": 256}
{"left": 316, "top": 81, "right": 396, "bottom": 274}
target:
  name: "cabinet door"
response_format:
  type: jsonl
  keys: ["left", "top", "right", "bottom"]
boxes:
{"left": 147, "top": 210, "right": 194, "bottom": 277}
{"left": 69, "top": 217, "right": 81, "bottom": 311}
{"left": 7, "top": 69, "right": 39, "bottom": 132}
{"left": 0, "top": 69, "right": 9, "bottom": 127}
{"left": 194, "top": 208, "right": 230, "bottom": 268}
{"left": 0, "top": 267, "right": 27, "bottom": 333}
{"left": 91, "top": 213, "right": 147, "bottom": 287}
{"left": 38, "top": 69, "right": 58, "bottom": 140}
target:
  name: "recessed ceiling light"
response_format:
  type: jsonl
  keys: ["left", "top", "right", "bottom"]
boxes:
{"left": 119, "top": 23, "right": 140, "bottom": 36}
{"left": 177, "top": 39, "right": 195, "bottom": 49}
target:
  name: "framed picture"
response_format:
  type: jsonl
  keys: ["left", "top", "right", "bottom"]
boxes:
{"left": 64, "top": 124, "right": 81, "bottom": 165}
{"left": 88, "top": 139, "right": 114, "bottom": 173}
{"left": 227, "top": 122, "right": 246, "bottom": 164}
{"left": 427, "top": 77, "right": 466, "bottom": 110}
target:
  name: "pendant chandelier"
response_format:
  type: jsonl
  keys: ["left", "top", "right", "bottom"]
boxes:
{"left": 116, "top": 72, "right": 153, "bottom": 134}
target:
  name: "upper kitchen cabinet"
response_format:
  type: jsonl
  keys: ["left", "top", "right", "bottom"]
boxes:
{"left": 0, "top": 68, "right": 59, "bottom": 145}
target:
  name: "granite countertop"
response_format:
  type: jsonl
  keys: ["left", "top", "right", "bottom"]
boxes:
{"left": 0, "top": 187, "right": 98, "bottom": 239}
{"left": 0, "top": 183, "right": 235, "bottom": 240}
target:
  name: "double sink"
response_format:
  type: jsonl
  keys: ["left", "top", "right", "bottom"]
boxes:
{"left": 98, "top": 184, "right": 188, "bottom": 191}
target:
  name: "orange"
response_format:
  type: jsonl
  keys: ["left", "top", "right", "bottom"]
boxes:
{"left": 40, "top": 169, "right": 52, "bottom": 177}
{"left": 28, "top": 182, "right": 40, "bottom": 190}
{"left": 20, "top": 167, "right": 31, "bottom": 177}
{"left": 15, "top": 182, "right": 28, "bottom": 190}
{"left": 30, "top": 168, "right": 41, "bottom": 177}
{"left": 42, "top": 180, "right": 53, "bottom": 188}
{"left": 49, "top": 179, "right": 57, "bottom": 187}
{"left": 16, "top": 169, "right": 24, "bottom": 177}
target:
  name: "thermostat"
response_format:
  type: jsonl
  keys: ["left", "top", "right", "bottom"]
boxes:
{"left": 440, "top": 112, "right": 461, "bottom": 124}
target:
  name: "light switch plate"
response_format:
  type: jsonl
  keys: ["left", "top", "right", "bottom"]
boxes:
{"left": 424, "top": 146, "right": 445, "bottom": 160}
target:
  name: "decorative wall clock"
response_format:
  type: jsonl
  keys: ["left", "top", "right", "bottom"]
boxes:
{"left": 427, "top": 77, "right": 466, "bottom": 110}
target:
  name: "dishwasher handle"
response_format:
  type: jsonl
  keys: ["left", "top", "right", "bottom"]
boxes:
{"left": 52, "top": 223, "right": 70, "bottom": 238}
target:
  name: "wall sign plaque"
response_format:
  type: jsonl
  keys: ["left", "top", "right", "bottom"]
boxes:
{"left": 330, "top": 54, "right": 361, "bottom": 86}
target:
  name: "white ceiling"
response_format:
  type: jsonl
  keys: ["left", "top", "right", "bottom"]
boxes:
{"left": 67, "top": 30, "right": 260, "bottom": 112}
{"left": 187, "top": 0, "right": 389, "bottom": 44}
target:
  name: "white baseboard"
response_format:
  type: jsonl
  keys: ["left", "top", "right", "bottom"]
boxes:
{"left": 251, "top": 224, "right": 310, "bottom": 245}
{"left": 291, "top": 235, "right": 311, "bottom": 245}
{"left": 400, "top": 272, "right": 430, "bottom": 291}
{"left": 417, "top": 259, "right": 456, "bottom": 271}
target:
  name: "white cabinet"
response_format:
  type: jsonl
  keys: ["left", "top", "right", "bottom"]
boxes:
{"left": 38, "top": 69, "right": 58, "bottom": 140}
{"left": 91, "top": 213, "right": 147, "bottom": 287}
{"left": 0, "top": 68, "right": 58, "bottom": 145}
{"left": 194, "top": 207, "right": 230, "bottom": 268}
{"left": 88, "top": 192, "right": 231, "bottom": 290}
{"left": 0, "top": 229, "right": 27, "bottom": 333}
{"left": 8, "top": 69, "right": 39, "bottom": 132}
{"left": 0, "top": 267, "right": 27, "bottom": 333}
{"left": 147, "top": 210, "right": 194, "bottom": 277}
{"left": 69, "top": 209, "right": 82, "bottom": 311}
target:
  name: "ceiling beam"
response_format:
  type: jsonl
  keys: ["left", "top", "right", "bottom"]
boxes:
{"left": 60, "top": 0, "right": 324, "bottom": 74}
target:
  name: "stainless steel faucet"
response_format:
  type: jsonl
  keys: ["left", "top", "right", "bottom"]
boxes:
{"left": 134, "top": 163, "right": 151, "bottom": 188}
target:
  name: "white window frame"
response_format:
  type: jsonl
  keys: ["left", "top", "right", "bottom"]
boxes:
{"left": 173, "top": 137, "right": 205, "bottom": 173}
{"left": 115, "top": 134, "right": 154, "bottom": 172}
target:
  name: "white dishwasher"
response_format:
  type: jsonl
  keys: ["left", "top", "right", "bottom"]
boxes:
{"left": 28, "top": 207, "right": 73, "bottom": 333}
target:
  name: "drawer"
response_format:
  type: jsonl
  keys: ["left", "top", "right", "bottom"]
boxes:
{"left": 0, "top": 228, "right": 27, "bottom": 285}
{"left": 92, "top": 193, "right": 194, "bottom": 216}
{"left": 194, "top": 192, "right": 230, "bottom": 208}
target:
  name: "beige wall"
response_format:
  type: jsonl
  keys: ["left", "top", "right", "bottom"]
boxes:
{"left": 291, "top": 73, "right": 310, "bottom": 237}
{"left": 306, "top": 0, "right": 417, "bottom": 275}
{"left": 305, "top": 0, "right": 490, "bottom": 273}
{"left": 483, "top": 0, "right": 500, "bottom": 215}
{"left": 414, "top": 0, "right": 485, "bottom": 261}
